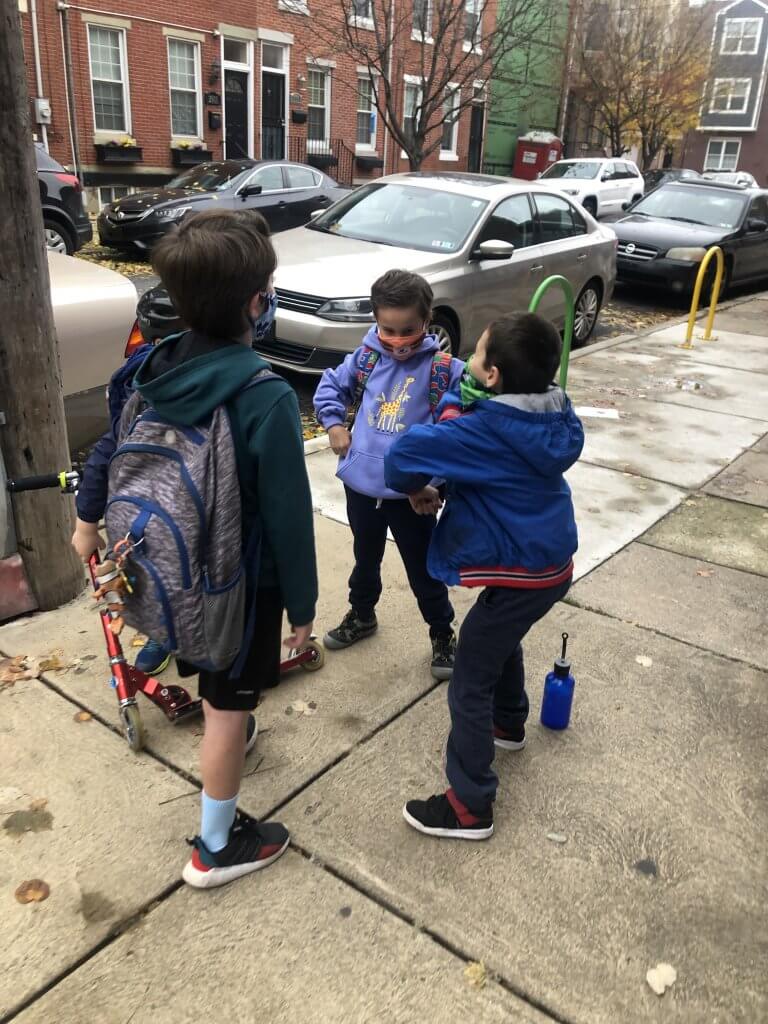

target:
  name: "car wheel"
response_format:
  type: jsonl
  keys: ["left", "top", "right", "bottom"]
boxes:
{"left": 583, "top": 197, "right": 598, "bottom": 218}
{"left": 429, "top": 311, "right": 459, "bottom": 355}
{"left": 44, "top": 220, "right": 73, "bottom": 255}
{"left": 573, "top": 280, "right": 602, "bottom": 347}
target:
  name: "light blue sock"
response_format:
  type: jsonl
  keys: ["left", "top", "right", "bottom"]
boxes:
{"left": 200, "top": 792, "right": 238, "bottom": 853}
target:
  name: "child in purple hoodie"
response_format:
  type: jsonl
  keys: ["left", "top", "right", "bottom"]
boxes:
{"left": 313, "top": 270, "right": 464, "bottom": 679}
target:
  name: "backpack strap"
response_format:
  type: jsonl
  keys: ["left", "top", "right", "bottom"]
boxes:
{"left": 346, "top": 346, "right": 379, "bottom": 429}
{"left": 429, "top": 352, "right": 453, "bottom": 417}
{"left": 239, "top": 367, "right": 281, "bottom": 393}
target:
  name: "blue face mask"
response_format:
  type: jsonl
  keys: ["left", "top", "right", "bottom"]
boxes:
{"left": 250, "top": 290, "right": 277, "bottom": 343}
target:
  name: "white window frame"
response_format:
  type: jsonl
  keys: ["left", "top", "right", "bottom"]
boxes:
{"left": 278, "top": 0, "right": 310, "bottom": 14}
{"left": 704, "top": 137, "right": 741, "bottom": 171}
{"left": 463, "top": 0, "right": 482, "bottom": 53}
{"left": 356, "top": 74, "right": 377, "bottom": 151}
{"left": 401, "top": 75, "right": 423, "bottom": 160}
{"left": 307, "top": 65, "right": 331, "bottom": 151}
{"left": 709, "top": 77, "right": 752, "bottom": 114}
{"left": 440, "top": 85, "right": 460, "bottom": 160}
{"left": 87, "top": 23, "right": 131, "bottom": 135}
{"left": 167, "top": 37, "right": 203, "bottom": 140}
{"left": 721, "top": 18, "right": 762, "bottom": 56}
{"left": 412, "top": 0, "right": 434, "bottom": 43}
{"left": 348, "top": 0, "right": 374, "bottom": 31}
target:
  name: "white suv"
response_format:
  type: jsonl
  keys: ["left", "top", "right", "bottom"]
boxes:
{"left": 538, "top": 158, "right": 645, "bottom": 218}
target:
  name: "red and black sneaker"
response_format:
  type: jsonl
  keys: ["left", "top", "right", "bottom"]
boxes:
{"left": 402, "top": 788, "right": 493, "bottom": 840}
{"left": 493, "top": 724, "right": 526, "bottom": 751}
{"left": 182, "top": 812, "right": 289, "bottom": 889}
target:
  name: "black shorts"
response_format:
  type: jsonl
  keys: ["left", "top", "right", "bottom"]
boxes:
{"left": 176, "top": 588, "right": 284, "bottom": 712}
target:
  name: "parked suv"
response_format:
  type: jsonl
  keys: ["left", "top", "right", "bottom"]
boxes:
{"left": 35, "top": 144, "right": 92, "bottom": 254}
{"left": 538, "top": 158, "right": 645, "bottom": 218}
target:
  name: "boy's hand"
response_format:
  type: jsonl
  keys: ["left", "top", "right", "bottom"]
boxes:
{"left": 328, "top": 425, "right": 351, "bottom": 456}
{"left": 284, "top": 622, "right": 314, "bottom": 651}
{"left": 71, "top": 520, "right": 105, "bottom": 563}
{"left": 409, "top": 485, "right": 442, "bottom": 516}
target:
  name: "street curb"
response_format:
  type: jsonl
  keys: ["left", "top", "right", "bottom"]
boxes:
{"left": 304, "top": 433, "right": 330, "bottom": 455}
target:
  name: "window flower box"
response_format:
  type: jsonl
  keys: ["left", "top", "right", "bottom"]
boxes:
{"left": 355, "top": 154, "right": 384, "bottom": 170}
{"left": 171, "top": 147, "right": 213, "bottom": 167}
{"left": 95, "top": 142, "right": 143, "bottom": 164}
{"left": 307, "top": 151, "right": 338, "bottom": 170}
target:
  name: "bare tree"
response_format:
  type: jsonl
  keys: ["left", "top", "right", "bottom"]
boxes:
{"left": 577, "top": 0, "right": 710, "bottom": 167}
{"left": 311, "top": 0, "right": 559, "bottom": 170}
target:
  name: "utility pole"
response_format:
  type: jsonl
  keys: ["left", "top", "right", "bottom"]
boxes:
{"left": 0, "top": 0, "right": 83, "bottom": 609}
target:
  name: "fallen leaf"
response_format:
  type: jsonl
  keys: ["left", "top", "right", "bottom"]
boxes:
{"left": 635, "top": 655, "right": 653, "bottom": 668}
{"left": 39, "top": 655, "right": 67, "bottom": 673}
{"left": 74, "top": 710, "right": 92, "bottom": 723}
{"left": 286, "top": 700, "right": 318, "bottom": 717}
{"left": 646, "top": 962, "right": 677, "bottom": 996}
{"left": 28, "top": 798, "right": 48, "bottom": 812}
{"left": 15, "top": 879, "right": 50, "bottom": 904}
{"left": 546, "top": 832, "right": 568, "bottom": 844}
{"left": 464, "top": 962, "right": 487, "bottom": 988}
{"left": 695, "top": 568, "right": 714, "bottom": 578}
{"left": 131, "top": 634, "right": 148, "bottom": 649}
{"left": 0, "top": 656, "right": 40, "bottom": 688}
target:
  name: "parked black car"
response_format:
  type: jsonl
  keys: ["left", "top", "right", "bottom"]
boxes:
{"left": 36, "top": 144, "right": 92, "bottom": 254}
{"left": 614, "top": 180, "right": 768, "bottom": 296}
{"left": 97, "top": 159, "right": 349, "bottom": 254}
{"left": 642, "top": 167, "right": 701, "bottom": 192}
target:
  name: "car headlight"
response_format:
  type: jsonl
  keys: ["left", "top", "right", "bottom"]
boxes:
{"left": 666, "top": 247, "right": 707, "bottom": 262}
{"left": 563, "top": 188, "right": 580, "bottom": 196}
{"left": 315, "top": 297, "right": 374, "bottom": 322}
{"left": 156, "top": 206, "right": 190, "bottom": 220}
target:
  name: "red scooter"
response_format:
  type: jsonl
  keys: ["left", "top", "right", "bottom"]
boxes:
{"left": 7, "top": 470, "right": 324, "bottom": 752}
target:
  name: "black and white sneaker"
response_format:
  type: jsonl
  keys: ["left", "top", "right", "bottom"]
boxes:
{"left": 403, "top": 789, "right": 493, "bottom": 841}
{"left": 324, "top": 610, "right": 378, "bottom": 650}
{"left": 183, "top": 812, "right": 289, "bottom": 889}
{"left": 245, "top": 713, "right": 258, "bottom": 755}
{"left": 430, "top": 630, "right": 456, "bottom": 681}
{"left": 493, "top": 724, "right": 526, "bottom": 751}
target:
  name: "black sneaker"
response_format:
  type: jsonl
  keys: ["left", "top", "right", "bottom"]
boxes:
{"left": 403, "top": 789, "right": 493, "bottom": 841}
{"left": 245, "top": 714, "right": 258, "bottom": 756}
{"left": 324, "top": 609, "right": 378, "bottom": 650}
{"left": 430, "top": 630, "right": 456, "bottom": 680}
{"left": 493, "top": 724, "right": 526, "bottom": 751}
{"left": 183, "top": 812, "right": 289, "bottom": 889}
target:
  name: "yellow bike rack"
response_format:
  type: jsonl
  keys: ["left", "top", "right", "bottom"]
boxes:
{"left": 682, "top": 245, "right": 724, "bottom": 349}
{"left": 528, "top": 274, "right": 574, "bottom": 390}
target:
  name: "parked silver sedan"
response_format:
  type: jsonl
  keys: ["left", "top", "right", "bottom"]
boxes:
{"left": 258, "top": 172, "right": 617, "bottom": 372}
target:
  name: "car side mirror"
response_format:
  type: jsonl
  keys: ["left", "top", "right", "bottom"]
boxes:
{"left": 471, "top": 239, "right": 515, "bottom": 261}
{"left": 601, "top": 174, "right": 610, "bottom": 181}
{"left": 309, "top": 209, "right": 324, "bottom": 220}
{"left": 747, "top": 217, "right": 768, "bottom": 233}
{"left": 621, "top": 201, "right": 630, "bottom": 211}
{"left": 239, "top": 183, "right": 263, "bottom": 198}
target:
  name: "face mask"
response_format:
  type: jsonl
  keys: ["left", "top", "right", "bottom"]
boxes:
{"left": 250, "top": 291, "right": 277, "bottom": 343}
{"left": 376, "top": 326, "right": 426, "bottom": 356}
{"left": 460, "top": 353, "right": 496, "bottom": 406}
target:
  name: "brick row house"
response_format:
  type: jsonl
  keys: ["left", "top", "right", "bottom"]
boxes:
{"left": 684, "top": 0, "right": 768, "bottom": 184}
{"left": 20, "top": 0, "right": 489, "bottom": 213}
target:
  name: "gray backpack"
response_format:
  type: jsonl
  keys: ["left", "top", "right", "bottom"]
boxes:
{"left": 105, "top": 370, "right": 276, "bottom": 673}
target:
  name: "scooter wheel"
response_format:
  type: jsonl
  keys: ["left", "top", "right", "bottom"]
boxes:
{"left": 120, "top": 703, "right": 144, "bottom": 752}
{"left": 300, "top": 639, "right": 325, "bottom": 672}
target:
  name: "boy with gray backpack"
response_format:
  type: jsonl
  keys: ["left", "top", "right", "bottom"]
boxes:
{"left": 75, "top": 210, "right": 317, "bottom": 888}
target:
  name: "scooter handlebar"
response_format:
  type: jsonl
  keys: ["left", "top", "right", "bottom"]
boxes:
{"left": 6, "top": 473, "right": 64, "bottom": 492}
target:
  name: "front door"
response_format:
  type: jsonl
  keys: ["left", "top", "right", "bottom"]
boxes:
{"left": 225, "top": 69, "right": 249, "bottom": 159}
{"left": 468, "top": 103, "right": 484, "bottom": 173}
{"left": 262, "top": 71, "right": 286, "bottom": 160}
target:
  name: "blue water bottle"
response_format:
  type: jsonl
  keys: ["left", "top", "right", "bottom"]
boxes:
{"left": 540, "top": 632, "right": 575, "bottom": 730}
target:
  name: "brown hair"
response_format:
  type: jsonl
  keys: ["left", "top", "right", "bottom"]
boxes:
{"left": 151, "top": 209, "right": 276, "bottom": 339}
{"left": 483, "top": 312, "right": 562, "bottom": 394}
{"left": 371, "top": 269, "right": 433, "bottom": 320}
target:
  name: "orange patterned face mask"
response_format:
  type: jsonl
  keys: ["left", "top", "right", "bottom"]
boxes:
{"left": 377, "top": 327, "right": 426, "bottom": 355}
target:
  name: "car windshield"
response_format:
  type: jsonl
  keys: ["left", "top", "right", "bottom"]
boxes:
{"left": 167, "top": 161, "right": 253, "bottom": 192}
{"left": 307, "top": 182, "right": 488, "bottom": 252}
{"left": 630, "top": 186, "right": 747, "bottom": 229}
{"left": 541, "top": 162, "right": 600, "bottom": 180}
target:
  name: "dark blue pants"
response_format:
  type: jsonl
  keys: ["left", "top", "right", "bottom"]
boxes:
{"left": 446, "top": 579, "right": 571, "bottom": 813}
{"left": 345, "top": 486, "right": 454, "bottom": 633}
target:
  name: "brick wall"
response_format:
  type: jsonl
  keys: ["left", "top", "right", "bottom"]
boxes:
{"left": 22, "top": 0, "right": 485, "bottom": 200}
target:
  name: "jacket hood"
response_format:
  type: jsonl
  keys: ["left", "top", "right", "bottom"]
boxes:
{"left": 134, "top": 332, "right": 272, "bottom": 425}
{"left": 477, "top": 387, "right": 582, "bottom": 477}
{"left": 360, "top": 324, "right": 441, "bottom": 359}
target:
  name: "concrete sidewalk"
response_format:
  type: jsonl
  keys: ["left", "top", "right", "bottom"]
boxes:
{"left": 1, "top": 295, "right": 766, "bottom": 1023}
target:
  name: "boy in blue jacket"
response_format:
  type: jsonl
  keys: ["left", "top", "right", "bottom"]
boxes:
{"left": 385, "top": 312, "right": 584, "bottom": 840}
{"left": 314, "top": 271, "right": 464, "bottom": 680}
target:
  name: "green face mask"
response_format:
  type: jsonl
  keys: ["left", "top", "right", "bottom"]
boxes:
{"left": 460, "top": 354, "right": 496, "bottom": 407}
